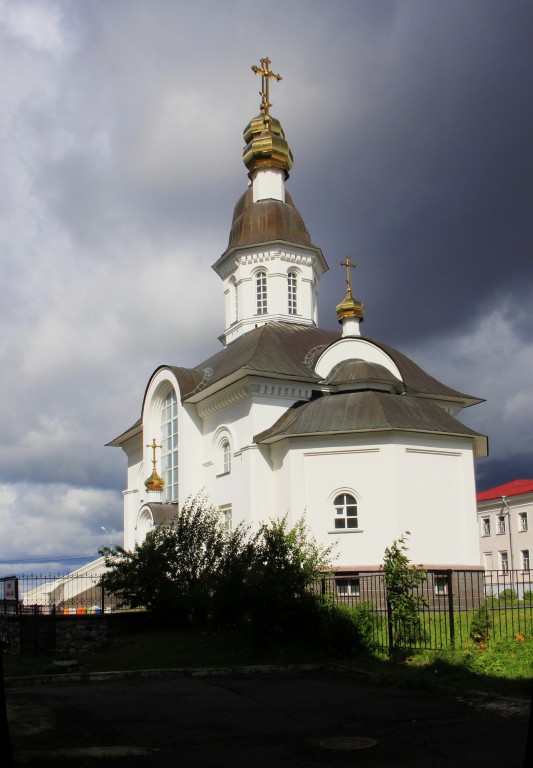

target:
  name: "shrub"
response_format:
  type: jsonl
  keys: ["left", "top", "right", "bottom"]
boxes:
{"left": 381, "top": 533, "right": 428, "bottom": 649}
{"left": 523, "top": 591, "right": 533, "bottom": 604}
{"left": 469, "top": 603, "right": 492, "bottom": 644}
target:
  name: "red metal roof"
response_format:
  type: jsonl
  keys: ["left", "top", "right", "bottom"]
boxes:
{"left": 477, "top": 479, "right": 533, "bottom": 501}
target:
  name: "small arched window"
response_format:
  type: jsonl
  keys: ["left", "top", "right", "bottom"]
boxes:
{"left": 333, "top": 493, "right": 358, "bottom": 529}
{"left": 221, "top": 438, "right": 231, "bottom": 475}
{"left": 161, "top": 389, "right": 178, "bottom": 502}
{"left": 287, "top": 271, "right": 297, "bottom": 315}
{"left": 256, "top": 271, "right": 267, "bottom": 315}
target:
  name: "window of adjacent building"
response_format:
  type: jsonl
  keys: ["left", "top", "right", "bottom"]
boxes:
{"left": 256, "top": 271, "right": 267, "bottom": 315}
{"left": 287, "top": 271, "right": 297, "bottom": 315}
{"left": 434, "top": 574, "right": 448, "bottom": 596}
{"left": 519, "top": 512, "right": 528, "bottom": 532}
{"left": 333, "top": 493, "right": 358, "bottom": 529}
{"left": 497, "top": 515, "right": 506, "bottom": 534}
{"left": 521, "top": 549, "right": 530, "bottom": 572}
{"left": 335, "top": 577, "right": 360, "bottom": 597}
{"left": 219, "top": 504, "right": 232, "bottom": 533}
{"left": 499, "top": 551, "right": 509, "bottom": 573}
{"left": 481, "top": 517, "right": 491, "bottom": 536}
{"left": 161, "top": 389, "right": 178, "bottom": 502}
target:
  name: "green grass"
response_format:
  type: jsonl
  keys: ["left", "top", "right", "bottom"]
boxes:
{"left": 3, "top": 624, "right": 532, "bottom": 700}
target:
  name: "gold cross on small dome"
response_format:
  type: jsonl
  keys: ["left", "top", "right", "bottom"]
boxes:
{"left": 340, "top": 256, "right": 357, "bottom": 293}
{"left": 251, "top": 57, "right": 282, "bottom": 122}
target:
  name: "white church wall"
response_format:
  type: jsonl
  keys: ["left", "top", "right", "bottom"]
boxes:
{"left": 394, "top": 435, "right": 479, "bottom": 565}
{"left": 263, "top": 432, "right": 479, "bottom": 568}
{"left": 315, "top": 338, "right": 403, "bottom": 381}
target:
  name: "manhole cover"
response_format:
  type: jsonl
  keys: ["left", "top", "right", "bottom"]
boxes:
{"left": 319, "top": 736, "right": 377, "bottom": 751}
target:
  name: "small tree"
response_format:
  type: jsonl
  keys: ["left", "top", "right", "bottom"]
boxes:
{"left": 243, "top": 515, "right": 336, "bottom": 636}
{"left": 100, "top": 493, "right": 247, "bottom": 624}
{"left": 381, "top": 533, "right": 428, "bottom": 649}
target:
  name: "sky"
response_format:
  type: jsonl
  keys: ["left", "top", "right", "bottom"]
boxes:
{"left": 1, "top": 0, "right": 532, "bottom": 573}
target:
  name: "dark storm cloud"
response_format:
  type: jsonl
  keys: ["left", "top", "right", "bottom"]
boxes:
{"left": 1, "top": 0, "right": 531, "bottom": 565}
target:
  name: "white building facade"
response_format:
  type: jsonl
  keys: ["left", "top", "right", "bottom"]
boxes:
{"left": 477, "top": 480, "right": 533, "bottom": 576}
{"left": 109, "top": 61, "right": 487, "bottom": 570}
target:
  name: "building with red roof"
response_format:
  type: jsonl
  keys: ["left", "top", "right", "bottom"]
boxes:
{"left": 477, "top": 479, "right": 533, "bottom": 582}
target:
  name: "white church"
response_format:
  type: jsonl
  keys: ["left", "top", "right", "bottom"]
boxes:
{"left": 109, "top": 59, "right": 487, "bottom": 571}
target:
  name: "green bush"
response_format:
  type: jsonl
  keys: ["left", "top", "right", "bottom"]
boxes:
{"left": 469, "top": 603, "right": 492, "bottom": 644}
{"left": 382, "top": 534, "right": 428, "bottom": 649}
{"left": 523, "top": 591, "right": 533, "bottom": 604}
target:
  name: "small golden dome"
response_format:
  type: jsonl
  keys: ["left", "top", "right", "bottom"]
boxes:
{"left": 336, "top": 291, "right": 364, "bottom": 323}
{"left": 336, "top": 256, "right": 364, "bottom": 324}
{"left": 145, "top": 468, "right": 165, "bottom": 493}
{"left": 242, "top": 114, "right": 293, "bottom": 177}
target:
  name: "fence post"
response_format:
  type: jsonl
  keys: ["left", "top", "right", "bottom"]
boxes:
{"left": 386, "top": 598, "right": 394, "bottom": 657}
{"left": 446, "top": 569, "right": 455, "bottom": 647}
{"left": 101, "top": 584, "right": 105, "bottom": 613}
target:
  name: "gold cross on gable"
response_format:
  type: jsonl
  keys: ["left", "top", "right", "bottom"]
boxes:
{"left": 340, "top": 256, "right": 357, "bottom": 293}
{"left": 251, "top": 57, "right": 282, "bottom": 122}
{"left": 146, "top": 438, "right": 162, "bottom": 471}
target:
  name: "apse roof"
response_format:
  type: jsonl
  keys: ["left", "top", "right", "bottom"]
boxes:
{"left": 254, "top": 390, "right": 487, "bottom": 458}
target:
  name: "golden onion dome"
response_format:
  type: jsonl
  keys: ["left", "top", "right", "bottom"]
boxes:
{"left": 145, "top": 469, "right": 165, "bottom": 493}
{"left": 336, "top": 291, "right": 364, "bottom": 323}
{"left": 242, "top": 113, "right": 293, "bottom": 178}
{"left": 336, "top": 256, "right": 364, "bottom": 324}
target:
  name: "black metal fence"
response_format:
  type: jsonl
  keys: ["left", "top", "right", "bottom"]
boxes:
{"left": 2, "top": 569, "right": 532, "bottom": 654}
{"left": 316, "top": 569, "right": 533, "bottom": 652}
{"left": 0, "top": 573, "right": 124, "bottom": 616}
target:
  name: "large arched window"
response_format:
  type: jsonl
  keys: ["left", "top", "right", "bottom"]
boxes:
{"left": 161, "top": 389, "right": 178, "bottom": 501}
{"left": 287, "top": 271, "right": 297, "bottom": 315}
{"left": 256, "top": 271, "right": 267, "bottom": 315}
{"left": 333, "top": 493, "right": 358, "bottom": 529}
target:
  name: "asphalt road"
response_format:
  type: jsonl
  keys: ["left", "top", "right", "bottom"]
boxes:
{"left": 6, "top": 670, "right": 532, "bottom": 767}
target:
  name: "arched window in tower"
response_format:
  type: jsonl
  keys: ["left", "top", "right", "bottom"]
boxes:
{"left": 333, "top": 493, "right": 358, "bottom": 529}
{"left": 256, "top": 271, "right": 267, "bottom": 315}
{"left": 161, "top": 389, "right": 178, "bottom": 501}
{"left": 229, "top": 277, "right": 238, "bottom": 325}
{"left": 287, "top": 271, "right": 297, "bottom": 315}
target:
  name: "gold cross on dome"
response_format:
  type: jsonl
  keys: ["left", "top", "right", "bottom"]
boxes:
{"left": 251, "top": 57, "right": 282, "bottom": 122}
{"left": 340, "top": 256, "right": 357, "bottom": 293}
{"left": 146, "top": 438, "right": 162, "bottom": 471}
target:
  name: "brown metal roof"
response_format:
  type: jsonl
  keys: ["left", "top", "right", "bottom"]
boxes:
{"left": 187, "top": 322, "right": 482, "bottom": 404}
{"left": 143, "top": 502, "right": 178, "bottom": 525}
{"left": 254, "top": 390, "right": 488, "bottom": 456}
{"left": 224, "top": 188, "right": 317, "bottom": 252}
{"left": 188, "top": 322, "right": 340, "bottom": 394}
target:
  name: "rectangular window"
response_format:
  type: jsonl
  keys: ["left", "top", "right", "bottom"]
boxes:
{"left": 483, "top": 552, "right": 493, "bottom": 570}
{"left": 519, "top": 512, "right": 528, "bottom": 532}
{"left": 434, "top": 574, "right": 448, "bottom": 596}
{"left": 219, "top": 504, "right": 232, "bottom": 533}
{"left": 288, "top": 273, "right": 297, "bottom": 315}
{"left": 336, "top": 577, "right": 360, "bottom": 597}
{"left": 497, "top": 515, "right": 506, "bottom": 534}
{"left": 481, "top": 517, "right": 491, "bottom": 536}
{"left": 256, "top": 272, "right": 267, "bottom": 315}
{"left": 521, "top": 549, "right": 530, "bottom": 572}
{"left": 499, "top": 551, "right": 509, "bottom": 573}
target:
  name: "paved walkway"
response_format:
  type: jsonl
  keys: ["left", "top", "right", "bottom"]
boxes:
{"left": 6, "top": 669, "right": 531, "bottom": 767}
